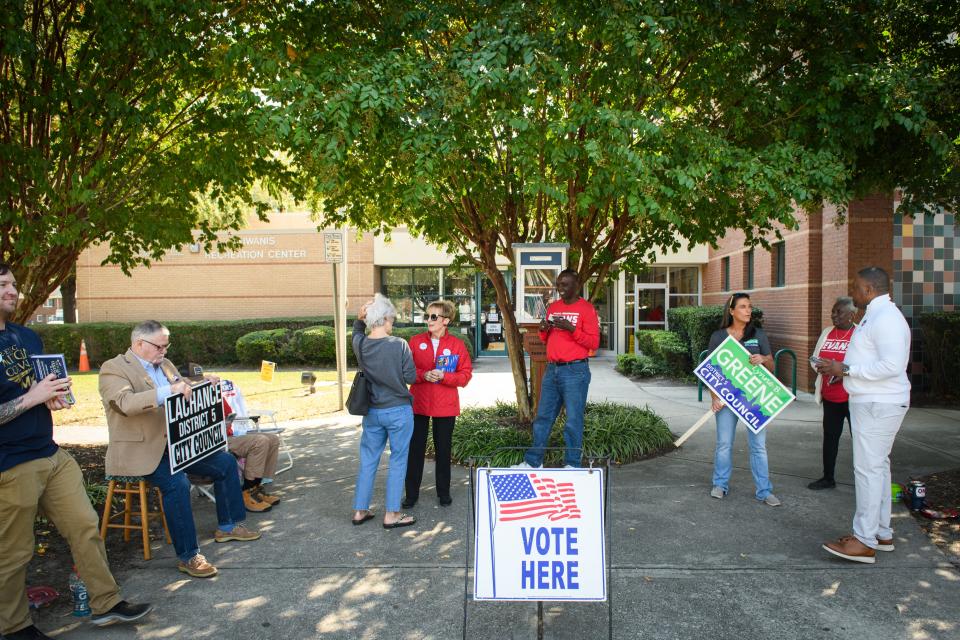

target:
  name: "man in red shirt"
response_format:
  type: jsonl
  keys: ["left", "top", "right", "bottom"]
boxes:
{"left": 514, "top": 269, "right": 600, "bottom": 468}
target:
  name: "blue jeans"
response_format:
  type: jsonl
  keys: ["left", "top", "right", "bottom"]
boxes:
{"left": 353, "top": 404, "right": 414, "bottom": 512}
{"left": 145, "top": 451, "right": 246, "bottom": 562}
{"left": 712, "top": 407, "right": 773, "bottom": 500}
{"left": 525, "top": 361, "right": 591, "bottom": 468}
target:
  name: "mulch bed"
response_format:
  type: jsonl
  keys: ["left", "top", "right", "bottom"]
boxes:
{"left": 28, "top": 444, "right": 149, "bottom": 623}
{"left": 909, "top": 467, "right": 960, "bottom": 567}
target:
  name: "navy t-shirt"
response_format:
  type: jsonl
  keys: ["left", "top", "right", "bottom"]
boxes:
{"left": 0, "top": 323, "right": 57, "bottom": 472}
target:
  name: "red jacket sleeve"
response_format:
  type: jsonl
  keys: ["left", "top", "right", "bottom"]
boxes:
{"left": 571, "top": 302, "right": 601, "bottom": 351}
{"left": 409, "top": 334, "right": 430, "bottom": 383}
{"left": 440, "top": 337, "right": 473, "bottom": 388}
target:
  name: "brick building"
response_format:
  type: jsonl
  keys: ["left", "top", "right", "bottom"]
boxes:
{"left": 702, "top": 195, "right": 958, "bottom": 392}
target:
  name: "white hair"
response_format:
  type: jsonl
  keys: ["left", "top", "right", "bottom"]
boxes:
{"left": 131, "top": 320, "right": 168, "bottom": 345}
{"left": 366, "top": 293, "right": 397, "bottom": 328}
{"left": 834, "top": 296, "right": 856, "bottom": 313}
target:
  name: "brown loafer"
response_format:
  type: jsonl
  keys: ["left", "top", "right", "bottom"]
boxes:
{"left": 822, "top": 535, "right": 876, "bottom": 564}
{"left": 214, "top": 524, "right": 262, "bottom": 543}
{"left": 178, "top": 554, "right": 218, "bottom": 578}
{"left": 253, "top": 488, "right": 280, "bottom": 506}
{"left": 876, "top": 537, "right": 895, "bottom": 552}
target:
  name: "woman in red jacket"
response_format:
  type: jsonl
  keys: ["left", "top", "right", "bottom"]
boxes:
{"left": 403, "top": 300, "right": 473, "bottom": 508}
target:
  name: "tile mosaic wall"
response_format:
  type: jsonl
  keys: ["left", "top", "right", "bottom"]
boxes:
{"left": 892, "top": 211, "right": 958, "bottom": 388}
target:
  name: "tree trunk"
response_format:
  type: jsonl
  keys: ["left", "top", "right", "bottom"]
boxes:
{"left": 61, "top": 266, "right": 77, "bottom": 323}
{"left": 11, "top": 249, "right": 81, "bottom": 325}
{"left": 485, "top": 266, "right": 533, "bottom": 422}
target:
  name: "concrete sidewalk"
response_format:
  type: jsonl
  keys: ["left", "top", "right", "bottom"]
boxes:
{"left": 49, "top": 356, "right": 960, "bottom": 639}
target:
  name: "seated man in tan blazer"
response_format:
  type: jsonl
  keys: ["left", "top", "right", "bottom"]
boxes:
{"left": 99, "top": 320, "right": 261, "bottom": 579}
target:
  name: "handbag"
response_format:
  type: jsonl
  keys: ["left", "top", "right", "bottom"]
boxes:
{"left": 346, "top": 334, "right": 371, "bottom": 415}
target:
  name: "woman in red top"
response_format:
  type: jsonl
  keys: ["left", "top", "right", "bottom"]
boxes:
{"left": 404, "top": 300, "right": 473, "bottom": 508}
{"left": 808, "top": 297, "right": 858, "bottom": 490}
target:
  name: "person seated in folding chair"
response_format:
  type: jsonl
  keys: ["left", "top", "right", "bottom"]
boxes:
{"left": 221, "top": 380, "right": 281, "bottom": 512}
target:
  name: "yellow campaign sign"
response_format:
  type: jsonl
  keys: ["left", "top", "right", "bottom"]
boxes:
{"left": 260, "top": 360, "right": 276, "bottom": 382}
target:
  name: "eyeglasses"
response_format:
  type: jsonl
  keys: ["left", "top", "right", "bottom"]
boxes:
{"left": 426, "top": 313, "right": 447, "bottom": 322}
{"left": 142, "top": 339, "right": 171, "bottom": 352}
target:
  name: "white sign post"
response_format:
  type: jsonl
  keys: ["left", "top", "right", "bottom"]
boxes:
{"left": 322, "top": 230, "right": 347, "bottom": 410}
{"left": 473, "top": 468, "right": 606, "bottom": 601}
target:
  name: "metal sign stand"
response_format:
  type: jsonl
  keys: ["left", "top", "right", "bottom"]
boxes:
{"left": 322, "top": 230, "right": 347, "bottom": 411}
{"left": 462, "top": 447, "right": 614, "bottom": 640}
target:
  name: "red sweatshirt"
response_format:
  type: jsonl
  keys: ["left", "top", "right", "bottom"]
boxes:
{"left": 540, "top": 297, "right": 601, "bottom": 363}
{"left": 408, "top": 331, "right": 473, "bottom": 417}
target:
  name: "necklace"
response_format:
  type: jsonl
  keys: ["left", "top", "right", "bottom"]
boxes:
{"left": 834, "top": 325, "right": 855, "bottom": 341}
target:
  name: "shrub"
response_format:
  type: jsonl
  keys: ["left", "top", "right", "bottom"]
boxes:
{"left": 34, "top": 317, "right": 339, "bottom": 368}
{"left": 634, "top": 330, "right": 690, "bottom": 376}
{"left": 236, "top": 329, "right": 292, "bottom": 365}
{"left": 667, "top": 304, "right": 763, "bottom": 362}
{"left": 445, "top": 401, "right": 674, "bottom": 466}
{"left": 235, "top": 324, "right": 475, "bottom": 366}
{"left": 616, "top": 353, "right": 663, "bottom": 377}
{"left": 918, "top": 311, "right": 960, "bottom": 398}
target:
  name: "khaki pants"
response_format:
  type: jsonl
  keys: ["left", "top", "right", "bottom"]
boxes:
{"left": 0, "top": 448, "right": 121, "bottom": 634}
{"left": 228, "top": 433, "right": 280, "bottom": 480}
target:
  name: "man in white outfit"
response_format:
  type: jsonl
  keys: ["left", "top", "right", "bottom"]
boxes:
{"left": 815, "top": 266, "right": 911, "bottom": 564}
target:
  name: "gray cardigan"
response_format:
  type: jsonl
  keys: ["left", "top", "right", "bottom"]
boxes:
{"left": 352, "top": 320, "right": 416, "bottom": 409}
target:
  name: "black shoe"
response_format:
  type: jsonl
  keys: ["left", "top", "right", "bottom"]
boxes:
{"left": 401, "top": 496, "right": 418, "bottom": 509}
{"left": 90, "top": 600, "right": 155, "bottom": 627}
{"left": 808, "top": 477, "right": 836, "bottom": 490}
{"left": 4, "top": 626, "right": 53, "bottom": 640}
{"left": 438, "top": 496, "right": 452, "bottom": 507}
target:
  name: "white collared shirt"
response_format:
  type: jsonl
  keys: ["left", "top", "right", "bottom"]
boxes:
{"left": 843, "top": 294, "right": 911, "bottom": 404}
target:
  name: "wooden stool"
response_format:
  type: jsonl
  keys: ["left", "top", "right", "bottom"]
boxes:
{"left": 99, "top": 478, "right": 171, "bottom": 560}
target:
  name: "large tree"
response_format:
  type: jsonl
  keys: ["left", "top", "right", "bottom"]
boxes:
{"left": 269, "top": 1, "right": 958, "bottom": 419}
{"left": 0, "top": 0, "right": 297, "bottom": 322}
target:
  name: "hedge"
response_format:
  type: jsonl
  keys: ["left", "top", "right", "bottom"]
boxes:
{"left": 616, "top": 353, "right": 663, "bottom": 378}
{"left": 918, "top": 311, "right": 959, "bottom": 398}
{"left": 235, "top": 324, "right": 476, "bottom": 366}
{"left": 33, "top": 317, "right": 341, "bottom": 368}
{"left": 634, "top": 329, "right": 690, "bottom": 376}
{"left": 667, "top": 304, "right": 763, "bottom": 362}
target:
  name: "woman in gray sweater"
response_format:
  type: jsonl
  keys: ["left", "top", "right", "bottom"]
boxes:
{"left": 351, "top": 294, "right": 418, "bottom": 529}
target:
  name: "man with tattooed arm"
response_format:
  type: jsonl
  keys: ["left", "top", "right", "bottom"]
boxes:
{"left": 0, "top": 263, "right": 152, "bottom": 640}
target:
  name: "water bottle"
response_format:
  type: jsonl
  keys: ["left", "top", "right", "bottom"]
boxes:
{"left": 69, "top": 567, "right": 91, "bottom": 617}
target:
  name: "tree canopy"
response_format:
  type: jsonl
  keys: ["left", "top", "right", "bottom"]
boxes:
{"left": 268, "top": 0, "right": 958, "bottom": 417}
{"left": 0, "top": 0, "right": 297, "bottom": 321}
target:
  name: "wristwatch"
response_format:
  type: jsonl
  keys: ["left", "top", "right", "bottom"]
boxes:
{"left": 841, "top": 363, "right": 850, "bottom": 376}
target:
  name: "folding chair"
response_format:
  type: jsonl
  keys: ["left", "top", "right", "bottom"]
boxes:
{"left": 222, "top": 380, "right": 293, "bottom": 474}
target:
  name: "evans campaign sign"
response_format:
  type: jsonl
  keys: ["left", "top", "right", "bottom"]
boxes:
{"left": 695, "top": 336, "right": 795, "bottom": 434}
{"left": 165, "top": 380, "right": 227, "bottom": 474}
{"left": 474, "top": 468, "right": 605, "bottom": 601}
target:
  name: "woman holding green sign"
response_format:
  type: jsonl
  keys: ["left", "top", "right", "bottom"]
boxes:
{"left": 708, "top": 293, "right": 781, "bottom": 507}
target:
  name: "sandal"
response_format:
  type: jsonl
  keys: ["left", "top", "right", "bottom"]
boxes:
{"left": 382, "top": 513, "right": 416, "bottom": 529}
{"left": 352, "top": 511, "right": 375, "bottom": 526}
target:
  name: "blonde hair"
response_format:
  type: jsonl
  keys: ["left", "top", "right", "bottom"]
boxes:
{"left": 428, "top": 299, "right": 457, "bottom": 321}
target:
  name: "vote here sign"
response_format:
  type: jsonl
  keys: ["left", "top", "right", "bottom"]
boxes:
{"left": 474, "top": 468, "right": 606, "bottom": 601}
{"left": 695, "top": 336, "right": 795, "bottom": 435}
{"left": 165, "top": 380, "right": 227, "bottom": 474}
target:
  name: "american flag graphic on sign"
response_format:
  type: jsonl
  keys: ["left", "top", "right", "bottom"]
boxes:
{"left": 490, "top": 473, "right": 581, "bottom": 522}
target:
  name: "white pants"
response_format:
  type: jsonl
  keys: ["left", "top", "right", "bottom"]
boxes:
{"left": 849, "top": 402, "right": 908, "bottom": 548}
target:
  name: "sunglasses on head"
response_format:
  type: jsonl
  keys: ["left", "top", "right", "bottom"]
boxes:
{"left": 426, "top": 313, "right": 447, "bottom": 321}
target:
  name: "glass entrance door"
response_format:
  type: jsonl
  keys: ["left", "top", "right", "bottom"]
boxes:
{"left": 632, "top": 284, "right": 667, "bottom": 352}
{"left": 477, "top": 272, "right": 513, "bottom": 357}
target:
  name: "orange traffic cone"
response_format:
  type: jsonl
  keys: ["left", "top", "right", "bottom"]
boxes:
{"left": 78, "top": 339, "right": 90, "bottom": 372}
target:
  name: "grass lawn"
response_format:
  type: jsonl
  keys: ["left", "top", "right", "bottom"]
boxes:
{"left": 53, "top": 368, "right": 354, "bottom": 427}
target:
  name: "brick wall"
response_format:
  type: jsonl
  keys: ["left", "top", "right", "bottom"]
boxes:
{"left": 76, "top": 230, "right": 376, "bottom": 322}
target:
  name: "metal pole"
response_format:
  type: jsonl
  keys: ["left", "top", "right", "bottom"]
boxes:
{"left": 537, "top": 601, "right": 544, "bottom": 640}
{"left": 332, "top": 262, "right": 345, "bottom": 410}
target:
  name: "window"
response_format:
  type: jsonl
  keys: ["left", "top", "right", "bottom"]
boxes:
{"left": 772, "top": 242, "right": 785, "bottom": 287}
{"left": 744, "top": 249, "right": 754, "bottom": 290}
{"left": 380, "top": 267, "right": 440, "bottom": 323}
{"left": 722, "top": 257, "right": 730, "bottom": 291}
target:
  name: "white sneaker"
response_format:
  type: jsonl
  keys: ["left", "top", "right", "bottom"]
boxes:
{"left": 763, "top": 493, "right": 782, "bottom": 507}
{"left": 510, "top": 461, "right": 543, "bottom": 470}
{"left": 710, "top": 486, "right": 725, "bottom": 499}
